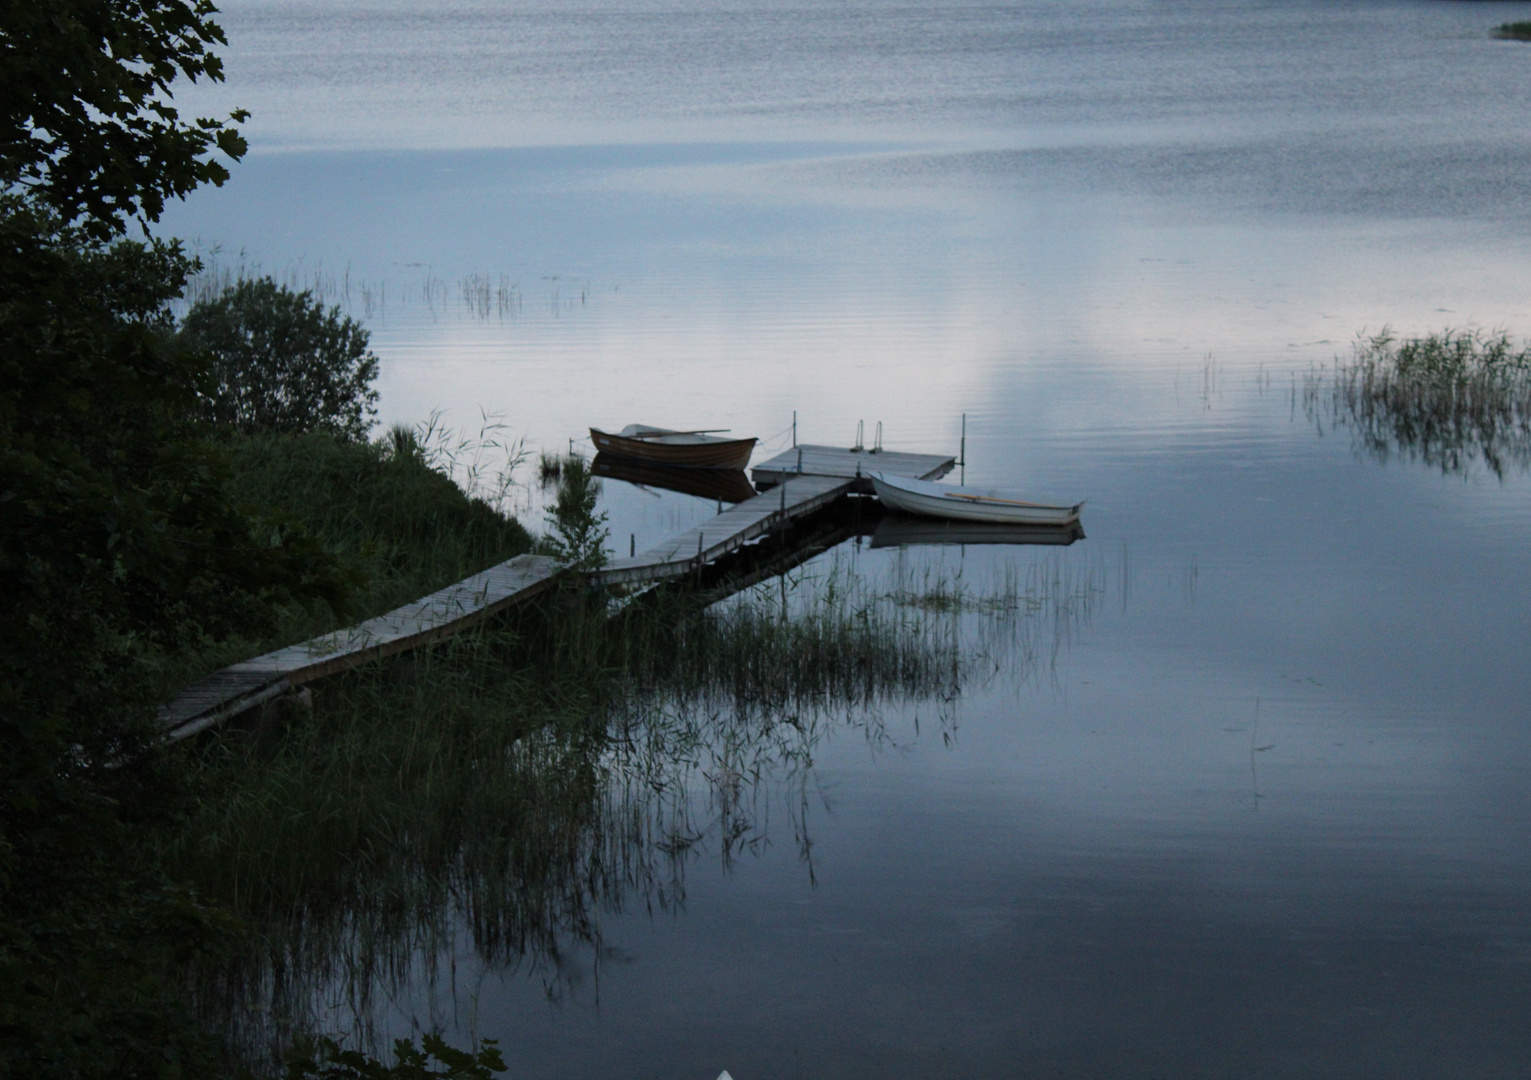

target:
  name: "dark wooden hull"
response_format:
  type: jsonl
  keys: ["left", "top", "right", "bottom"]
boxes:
{"left": 590, "top": 428, "right": 756, "bottom": 470}
{"left": 592, "top": 454, "right": 758, "bottom": 503}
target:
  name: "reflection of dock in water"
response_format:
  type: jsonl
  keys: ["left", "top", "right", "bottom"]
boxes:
{"left": 163, "top": 437, "right": 1081, "bottom": 738}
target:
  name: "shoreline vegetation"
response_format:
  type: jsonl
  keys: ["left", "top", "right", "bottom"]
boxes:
{"left": 1493, "top": 21, "right": 1531, "bottom": 41}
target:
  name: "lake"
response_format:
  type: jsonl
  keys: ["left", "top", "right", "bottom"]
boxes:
{"left": 161, "top": 0, "right": 1531, "bottom": 1075}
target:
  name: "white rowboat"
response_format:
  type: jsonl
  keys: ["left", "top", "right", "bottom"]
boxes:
{"left": 870, "top": 472, "right": 1083, "bottom": 526}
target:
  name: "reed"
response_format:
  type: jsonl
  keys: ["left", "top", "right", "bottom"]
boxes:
{"left": 1305, "top": 328, "right": 1531, "bottom": 478}
{"left": 163, "top": 547, "right": 1102, "bottom": 1069}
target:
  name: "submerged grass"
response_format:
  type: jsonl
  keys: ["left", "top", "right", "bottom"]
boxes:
{"left": 1305, "top": 328, "right": 1531, "bottom": 478}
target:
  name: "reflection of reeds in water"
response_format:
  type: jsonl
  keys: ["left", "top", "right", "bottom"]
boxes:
{"left": 1305, "top": 329, "right": 1531, "bottom": 478}
{"left": 173, "top": 549, "right": 1102, "bottom": 1069}
{"left": 176, "top": 253, "right": 576, "bottom": 326}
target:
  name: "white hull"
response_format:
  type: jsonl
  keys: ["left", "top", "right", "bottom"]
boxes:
{"left": 870, "top": 472, "right": 1082, "bottom": 526}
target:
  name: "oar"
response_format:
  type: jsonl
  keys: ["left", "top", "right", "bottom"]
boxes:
{"left": 626, "top": 428, "right": 732, "bottom": 439}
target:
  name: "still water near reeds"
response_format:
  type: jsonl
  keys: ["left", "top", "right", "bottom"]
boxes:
{"left": 159, "top": 0, "right": 1531, "bottom": 1074}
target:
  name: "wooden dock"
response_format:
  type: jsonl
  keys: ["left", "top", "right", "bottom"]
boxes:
{"left": 596, "top": 474, "right": 854, "bottom": 588}
{"left": 161, "top": 555, "right": 559, "bottom": 741}
{"left": 750, "top": 443, "right": 954, "bottom": 491}
{"left": 161, "top": 441, "right": 958, "bottom": 738}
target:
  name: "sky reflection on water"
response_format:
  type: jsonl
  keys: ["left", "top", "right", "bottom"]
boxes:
{"left": 161, "top": 0, "right": 1531, "bottom": 1073}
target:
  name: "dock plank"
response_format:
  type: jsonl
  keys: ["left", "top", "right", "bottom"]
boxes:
{"left": 595, "top": 474, "right": 853, "bottom": 587}
{"left": 161, "top": 554, "right": 560, "bottom": 740}
{"left": 750, "top": 444, "right": 954, "bottom": 490}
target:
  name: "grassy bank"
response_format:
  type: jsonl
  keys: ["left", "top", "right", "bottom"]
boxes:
{"left": 159, "top": 429, "right": 536, "bottom": 694}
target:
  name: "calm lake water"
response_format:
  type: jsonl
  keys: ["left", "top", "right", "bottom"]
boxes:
{"left": 162, "top": 0, "right": 1531, "bottom": 1075}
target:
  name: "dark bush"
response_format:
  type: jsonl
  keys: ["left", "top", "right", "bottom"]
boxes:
{"left": 182, "top": 278, "right": 380, "bottom": 440}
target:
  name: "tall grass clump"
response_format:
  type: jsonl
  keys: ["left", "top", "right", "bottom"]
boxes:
{"left": 1307, "top": 328, "right": 1531, "bottom": 478}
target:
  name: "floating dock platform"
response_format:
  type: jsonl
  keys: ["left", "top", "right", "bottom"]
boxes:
{"left": 750, "top": 444, "right": 955, "bottom": 491}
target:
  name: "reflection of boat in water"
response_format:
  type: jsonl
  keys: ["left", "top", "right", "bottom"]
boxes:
{"left": 589, "top": 424, "right": 757, "bottom": 470}
{"left": 592, "top": 453, "right": 759, "bottom": 503}
{"left": 870, "top": 472, "right": 1083, "bottom": 526}
{"left": 870, "top": 513, "right": 1085, "bottom": 548}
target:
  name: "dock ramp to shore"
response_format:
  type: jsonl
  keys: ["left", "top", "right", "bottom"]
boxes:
{"left": 160, "top": 443, "right": 955, "bottom": 740}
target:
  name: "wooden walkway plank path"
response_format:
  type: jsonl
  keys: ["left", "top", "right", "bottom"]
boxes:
{"left": 160, "top": 439, "right": 959, "bottom": 740}
{"left": 750, "top": 444, "right": 955, "bottom": 490}
{"left": 593, "top": 474, "right": 854, "bottom": 588}
{"left": 161, "top": 554, "right": 560, "bottom": 741}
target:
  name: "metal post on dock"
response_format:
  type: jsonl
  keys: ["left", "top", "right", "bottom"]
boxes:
{"left": 695, "top": 532, "right": 704, "bottom": 583}
{"left": 874, "top": 420, "right": 882, "bottom": 453}
{"left": 792, "top": 410, "right": 797, "bottom": 448}
{"left": 797, "top": 446, "right": 802, "bottom": 473}
{"left": 960, "top": 413, "right": 966, "bottom": 486}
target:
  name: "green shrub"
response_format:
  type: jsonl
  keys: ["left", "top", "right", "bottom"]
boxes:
{"left": 543, "top": 455, "right": 609, "bottom": 571}
{"left": 181, "top": 278, "right": 380, "bottom": 440}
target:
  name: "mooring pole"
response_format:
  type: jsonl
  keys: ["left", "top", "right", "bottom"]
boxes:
{"left": 960, "top": 412, "right": 966, "bottom": 486}
{"left": 792, "top": 410, "right": 797, "bottom": 448}
{"left": 630, "top": 533, "right": 636, "bottom": 558}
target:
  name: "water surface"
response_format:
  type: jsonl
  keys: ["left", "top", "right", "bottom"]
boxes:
{"left": 162, "top": 1, "right": 1531, "bottom": 1075}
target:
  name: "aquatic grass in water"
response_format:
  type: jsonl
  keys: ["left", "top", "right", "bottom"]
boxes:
{"left": 167, "top": 546, "right": 1102, "bottom": 1069}
{"left": 1305, "top": 328, "right": 1531, "bottom": 478}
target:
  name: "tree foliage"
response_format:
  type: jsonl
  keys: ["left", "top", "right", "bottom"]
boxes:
{"left": 182, "top": 277, "right": 381, "bottom": 440}
{"left": 0, "top": 0, "right": 248, "bottom": 237}
{"left": 0, "top": 3, "right": 364, "bottom": 1077}
{"left": 0, "top": 204, "right": 355, "bottom": 1080}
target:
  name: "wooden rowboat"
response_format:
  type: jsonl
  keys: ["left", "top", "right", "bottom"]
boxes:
{"left": 870, "top": 471, "right": 1083, "bottom": 526}
{"left": 589, "top": 425, "right": 757, "bottom": 470}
